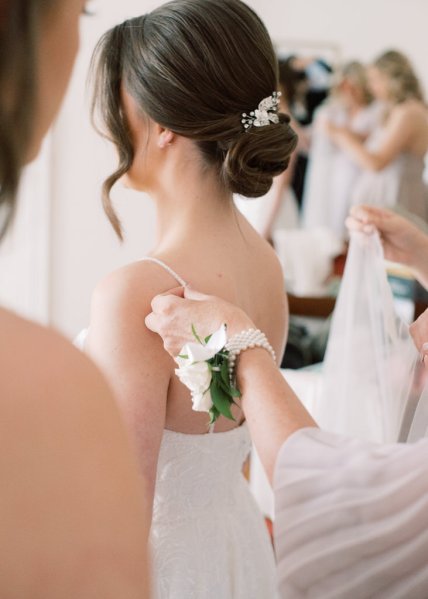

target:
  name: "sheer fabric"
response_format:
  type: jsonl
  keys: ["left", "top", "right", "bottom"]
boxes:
{"left": 317, "top": 231, "right": 419, "bottom": 442}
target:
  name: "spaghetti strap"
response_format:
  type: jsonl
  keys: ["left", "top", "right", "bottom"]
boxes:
{"left": 142, "top": 257, "right": 217, "bottom": 431}
{"left": 141, "top": 257, "right": 188, "bottom": 287}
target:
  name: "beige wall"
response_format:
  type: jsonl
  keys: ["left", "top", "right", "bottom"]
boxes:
{"left": 48, "top": 1, "right": 160, "bottom": 337}
{"left": 1, "top": 0, "right": 427, "bottom": 337}
{"left": 249, "top": 0, "right": 428, "bottom": 94}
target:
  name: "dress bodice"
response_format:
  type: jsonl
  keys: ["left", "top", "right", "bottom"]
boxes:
{"left": 150, "top": 423, "right": 278, "bottom": 599}
{"left": 152, "top": 425, "right": 251, "bottom": 525}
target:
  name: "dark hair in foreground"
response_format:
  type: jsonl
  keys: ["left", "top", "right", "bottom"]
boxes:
{"left": 0, "top": 1, "right": 50, "bottom": 239}
{"left": 91, "top": 0, "right": 298, "bottom": 239}
{"left": 0, "top": 1, "right": 97, "bottom": 240}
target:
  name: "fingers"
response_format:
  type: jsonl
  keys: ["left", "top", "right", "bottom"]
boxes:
{"left": 351, "top": 204, "right": 397, "bottom": 230}
{"left": 150, "top": 292, "right": 183, "bottom": 314}
{"left": 144, "top": 312, "right": 158, "bottom": 333}
{"left": 420, "top": 343, "right": 428, "bottom": 368}
{"left": 345, "top": 216, "right": 375, "bottom": 234}
{"left": 152, "top": 286, "right": 185, "bottom": 299}
{"left": 347, "top": 205, "right": 402, "bottom": 242}
{"left": 147, "top": 293, "right": 184, "bottom": 332}
{"left": 145, "top": 311, "right": 180, "bottom": 356}
{"left": 409, "top": 309, "right": 428, "bottom": 359}
{"left": 183, "top": 285, "right": 212, "bottom": 301}
{"left": 164, "top": 286, "right": 186, "bottom": 298}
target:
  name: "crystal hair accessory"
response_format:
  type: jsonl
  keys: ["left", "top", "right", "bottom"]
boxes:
{"left": 241, "top": 91, "right": 282, "bottom": 131}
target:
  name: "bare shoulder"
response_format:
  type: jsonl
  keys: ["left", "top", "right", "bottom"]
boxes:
{"left": 236, "top": 210, "right": 285, "bottom": 281}
{"left": 0, "top": 309, "right": 150, "bottom": 598}
{"left": 92, "top": 259, "right": 183, "bottom": 317}
{"left": 87, "top": 260, "right": 179, "bottom": 380}
{"left": 0, "top": 308, "right": 110, "bottom": 406}
{"left": 253, "top": 232, "right": 286, "bottom": 288}
{"left": 392, "top": 100, "right": 427, "bottom": 123}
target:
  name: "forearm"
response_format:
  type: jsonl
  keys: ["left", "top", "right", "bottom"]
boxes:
{"left": 334, "top": 130, "right": 385, "bottom": 170}
{"left": 236, "top": 349, "right": 317, "bottom": 483}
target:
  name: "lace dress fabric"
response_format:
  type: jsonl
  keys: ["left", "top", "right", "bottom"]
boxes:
{"left": 150, "top": 425, "right": 278, "bottom": 599}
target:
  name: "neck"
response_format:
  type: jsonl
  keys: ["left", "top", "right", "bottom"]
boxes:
{"left": 148, "top": 153, "right": 237, "bottom": 255}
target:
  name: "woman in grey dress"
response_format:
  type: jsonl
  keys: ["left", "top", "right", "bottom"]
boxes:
{"left": 324, "top": 50, "right": 428, "bottom": 223}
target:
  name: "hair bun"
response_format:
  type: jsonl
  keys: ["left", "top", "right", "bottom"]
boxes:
{"left": 222, "top": 114, "right": 298, "bottom": 198}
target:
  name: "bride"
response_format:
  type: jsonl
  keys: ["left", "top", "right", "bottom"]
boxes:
{"left": 84, "top": 0, "right": 296, "bottom": 596}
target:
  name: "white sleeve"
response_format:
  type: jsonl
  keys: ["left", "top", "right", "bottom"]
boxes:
{"left": 273, "top": 428, "right": 428, "bottom": 599}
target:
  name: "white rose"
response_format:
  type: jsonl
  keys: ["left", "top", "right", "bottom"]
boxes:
{"left": 174, "top": 324, "right": 227, "bottom": 415}
{"left": 191, "top": 389, "right": 213, "bottom": 412}
{"left": 175, "top": 324, "right": 227, "bottom": 367}
{"left": 175, "top": 361, "right": 212, "bottom": 395}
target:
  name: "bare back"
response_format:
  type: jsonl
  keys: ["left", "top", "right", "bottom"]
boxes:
{"left": 389, "top": 100, "right": 428, "bottom": 157}
{"left": 86, "top": 197, "right": 288, "bottom": 513}
{"left": 155, "top": 210, "right": 287, "bottom": 433}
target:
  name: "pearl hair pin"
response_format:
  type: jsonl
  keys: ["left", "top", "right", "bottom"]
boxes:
{"left": 225, "top": 328, "right": 276, "bottom": 382}
{"left": 241, "top": 91, "right": 282, "bottom": 131}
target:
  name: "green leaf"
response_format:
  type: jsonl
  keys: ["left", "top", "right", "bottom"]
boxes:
{"left": 216, "top": 375, "right": 232, "bottom": 396}
{"left": 230, "top": 387, "right": 242, "bottom": 398}
{"left": 221, "top": 359, "right": 230, "bottom": 386}
{"left": 204, "top": 334, "right": 213, "bottom": 344}
{"left": 209, "top": 406, "right": 220, "bottom": 425}
{"left": 191, "top": 324, "right": 203, "bottom": 345}
{"left": 178, "top": 354, "right": 189, "bottom": 360}
{"left": 210, "top": 381, "right": 235, "bottom": 421}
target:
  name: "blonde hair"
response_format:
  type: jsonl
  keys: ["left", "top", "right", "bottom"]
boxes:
{"left": 334, "top": 61, "right": 373, "bottom": 105}
{"left": 373, "top": 50, "right": 425, "bottom": 104}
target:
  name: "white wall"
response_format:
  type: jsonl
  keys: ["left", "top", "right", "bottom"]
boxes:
{"left": 0, "top": 141, "right": 51, "bottom": 323}
{"left": 248, "top": 0, "right": 428, "bottom": 93}
{"left": 1, "top": 0, "right": 427, "bottom": 337}
{"left": 48, "top": 1, "right": 162, "bottom": 338}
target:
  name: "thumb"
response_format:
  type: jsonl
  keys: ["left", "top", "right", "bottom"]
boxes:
{"left": 154, "top": 285, "right": 185, "bottom": 299}
{"left": 183, "top": 285, "right": 212, "bottom": 301}
{"left": 165, "top": 285, "right": 185, "bottom": 298}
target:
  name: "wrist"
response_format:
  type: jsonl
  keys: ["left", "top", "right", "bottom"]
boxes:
{"left": 235, "top": 347, "right": 274, "bottom": 388}
{"left": 224, "top": 311, "right": 255, "bottom": 338}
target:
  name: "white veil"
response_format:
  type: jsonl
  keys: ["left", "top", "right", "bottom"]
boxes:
{"left": 316, "top": 230, "right": 427, "bottom": 443}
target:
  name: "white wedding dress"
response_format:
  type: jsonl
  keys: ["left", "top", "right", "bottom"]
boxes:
{"left": 76, "top": 257, "right": 278, "bottom": 599}
{"left": 151, "top": 424, "right": 278, "bottom": 599}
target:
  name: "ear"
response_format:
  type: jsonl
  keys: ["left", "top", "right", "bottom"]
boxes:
{"left": 156, "top": 125, "right": 175, "bottom": 149}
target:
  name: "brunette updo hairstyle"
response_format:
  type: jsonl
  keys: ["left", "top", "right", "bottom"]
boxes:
{"left": 91, "top": 0, "right": 298, "bottom": 238}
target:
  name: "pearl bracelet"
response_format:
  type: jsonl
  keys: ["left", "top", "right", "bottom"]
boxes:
{"left": 225, "top": 328, "right": 276, "bottom": 381}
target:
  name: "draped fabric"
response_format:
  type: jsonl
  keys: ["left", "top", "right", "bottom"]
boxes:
{"left": 274, "top": 427, "right": 428, "bottom": 598}
{"left": 317, "top": 231, "right": 419, "bottom": 444}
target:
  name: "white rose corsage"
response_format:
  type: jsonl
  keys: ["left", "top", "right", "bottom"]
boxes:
{"left": 175, "top": 324, "right": 241, "bottom": 425}
{"left": 175, "top": 324, "right": 277, "bottom": 425}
